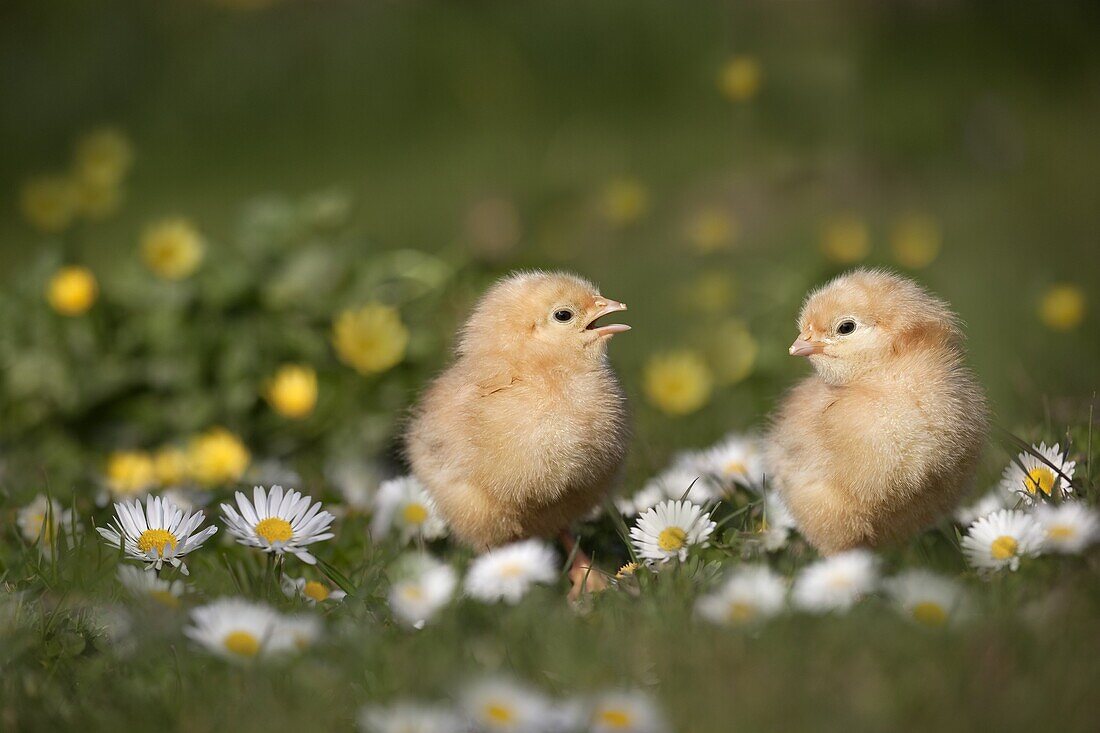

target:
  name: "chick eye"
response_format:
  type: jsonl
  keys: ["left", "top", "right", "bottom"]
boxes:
{"left": 837, "top": 320, "right": 857, "bottom": 335}
{"left": 553, "top": 309, "right": 574, "bottom": 323}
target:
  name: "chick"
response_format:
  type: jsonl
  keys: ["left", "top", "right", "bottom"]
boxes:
{"left": 766, "top": 269, "right": 987, "bottom": 554}
{"left": 405, "top": 271, "right": 631, "bottom": 575}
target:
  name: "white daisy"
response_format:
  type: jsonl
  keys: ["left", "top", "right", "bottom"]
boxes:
{"left": 759, "top": 493, "right": 798, "bottom": 552}
{"left": 629, "top": 499, "right": 716, "bottom": 565}
{"left": 96, "top": 495, "right": 218, "bottom": 575}
{"left": 16, "top": 494, "right": 82, "bottom": 556}
{"left": 682, "top": 432, "right": 768, "bottom": 493}
{"left": 184, "top": 598, "right": 298, "bottom": 662}
{"left": 649, "top": 464, "right": 720, "bottom": 505}
{"left": 460, "top": 678, "right": 551, "bottom": 732}
{"left": 961, "top": 509, "right": 1044, "bottom": 572}
{"left": 326, "top": 456, "right": 382, "bottom": 513}
{"left": 589, "top": 690, "right": 669, "bottom": 733}
{"left": 358, "top": 701, "right": 464, "bottom": 733}
{"left": 282, "top": 576, "right": 348, "bottom": 605}
{"left": 696, "top": 565, "right": 787, "bottom": 626}
{"left": 954, "top": 489, "right": 1009, "bottom": 526}
{"left": 615, "top": 483, "right": 666, "bottom": 517}
{"left": 220, "top": 485, "right": 335, "bottom": 564}
{"left": 389, "top": 554, "right": 458, "bottom": 628}
{"left": 792, "top": 550, "right": 879, "bottom": 612}
{"left": 464, "top": 539, "right": 558, "bottom": 604}
{"left": 1034, "top": 502, "right": 1099, "bottom": 554}
{"left": 279, "top": 613, "right": 322, "bottom": 651}
{"left": 884, "top": 570, "right": 970, "bottom": 628}
{"left": 371, "top": 476, "right": 448, "bottom": 543}
{"left": 999, "top": 442, "right": 1076, "bottom": 504}
{"left": 117, "top": 565, "right": 185, "bottom": 608}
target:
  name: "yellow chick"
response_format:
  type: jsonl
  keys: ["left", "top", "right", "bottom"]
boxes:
{"left": 405, "top": 271, "right": 631, "bottom": 571}
{"left": 766, "top": 269, "right": 987, "bottom": 554}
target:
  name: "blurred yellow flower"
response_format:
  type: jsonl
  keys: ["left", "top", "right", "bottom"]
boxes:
{"left": 644, "top": 350, "right": 714, "bottom": 416}
{"left": 890, "top": 214, "right": 941, "bottom": 269}
{"left": 821, "top": 215, "right": 870, "bottom": 263}
{"left": 685, "top": 208, "right": 738, "bottom": 253}
{"left": 600, "top": 178, "right": 649, "bottom": 226}
{"left": 189, "top": 427, "right": 250, "bottom": 486}
{"left": 333, "top": 304, "right": 409, "bottom": 375}
{"left": 76, "top": 179, "right": 123, "bottom": 220}
{"left": 718, "top": 56, "right": 762, "bottom": 102}
{"left": 20, "top": 175, "right": 79, "bottom": 233}
{"left": 265, "top": 364, "right": 319, "bottom": 419}
{"left": 46, "top": 266, "right": 98, "bottom": 316}
{"left": 106, "top": 450, "right": 156, "bottom": 498}
{"left": 141, "top": 218, "right": 206, "bottom": 280}
{"left": 153, "top": 446, "right": 190, "bottom": 487}
{"left": 73, "top": 127, "right": 133, "bottom": 188}
{"left": 681, "top": 272, "right": 737, "bottom": 314}
{"left": 707, "top": 319, "right": 759, "bottom": 385}
{"left": 1039, "top": 284, "right": 1086, "bottom": 331}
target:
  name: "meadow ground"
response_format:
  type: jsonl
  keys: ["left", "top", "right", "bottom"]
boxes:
{"left": 1, "top": 2, "right": 1098, "bottom": 731}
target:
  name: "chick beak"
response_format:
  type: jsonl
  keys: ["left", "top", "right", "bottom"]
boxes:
{"left": 789, "top": 337, "right": 823, "bottom": 357}
{"left": 586, "top": 298, "right": 630, "bottom": 337}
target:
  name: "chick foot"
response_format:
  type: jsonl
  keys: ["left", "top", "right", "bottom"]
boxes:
{"left": 560, "top": 531, "right": 609, "bottom": 601}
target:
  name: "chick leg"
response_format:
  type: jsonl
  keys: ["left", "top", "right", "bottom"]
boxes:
{"left": 559, "top": 530, "right": 609, "bottom": 600}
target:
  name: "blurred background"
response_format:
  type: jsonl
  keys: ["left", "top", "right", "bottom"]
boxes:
{"left": 2, "top": 0, "right": 1097, "bottom": 496}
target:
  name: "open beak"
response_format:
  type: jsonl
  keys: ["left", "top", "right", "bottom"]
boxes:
{"left": 586, "top": 298, "right": 630, "bottom": 337}
{"left": 789, "top": 337, "right": 823, "bottom": 357}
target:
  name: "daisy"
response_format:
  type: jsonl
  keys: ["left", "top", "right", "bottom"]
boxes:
{"left": 1000, "top": 442, "right": 1076, "bottom": 504}
{"left": 389, "top": 554, "right": 458, "bottom": 628}
{"left": 954, "top": 489, "right": 1009, "bottom": 526}
{"left": 326, "top": 456, "right": 381, "bottom": 512}
{"left": 464, "top": 540, "right": 558, "bottom": 604}
{"left": 184, "top": 598, "right": 297, "bottom": 662}
{"left": 884, "top": 570, "right": 969, "bottom": 627}
{"left": 117, "top": 565, "right": 185, "bottom": 608}
{"left": 630, "top": 500, "right": 716, "bottom": 565}
{"left": 589, "top": 690, "right": 668, "bottom": 733}
{"left": 1034, "top": 502, "right": 1099, "bottom": 554}
{"left": 460, "top": 678, "right": 551, "bottom": 732}
{"left": 696, "top": 565, "right": 787, "bottom": 627}
{"left": 759, "top": 493, "right": 798, "bottom": 552}
{"left": 279, "top": 613, "right": 322, "bottom": 651}
{"left": 614, "top": 483, "right": 666, "bottom": 518}
{"left": 282, "top": 576, "right": 347, "bottom": 605}
{"left": 792, "top": 550, "right": 878, "bottom": 612}
{"left": 358, "top": 702, "right": 464, "bottom": 733}
{"left": 220, "top": 485, "right": 335, "bottom": 564}
{"left": 16, "top": 495, "right": 82, "bottom": 555}
{"left": 961, "top": 509, "right": 1044, "bottom": 572}
{"left": 649, "top": 464, "right": 719, "bottom": 505}
{"left": 371, "top": 476, "right": 448, "bottom": 543}
{"left": 685, "top": 432, "right": 768, "bottom": 492}
{"left": 97, "top": 495, "right": 218, "bottom": 575}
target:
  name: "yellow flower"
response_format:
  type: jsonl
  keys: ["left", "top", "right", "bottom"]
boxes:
{"left": 718, "top": 56, "right": 762, "bottom": 102}
{"left": 153, "top": 446, "right": 190, "bottom": 487}
{"left": 141, "top": 218, "right": 206, "bottom": 280}
{"left": 76, "top": 179, "right": 124, "bottom": 220}
{"left": 73, "top": 128, "right": 133, "bottom": 188}
{"left": 264, "top": 364, "right": 318, "bottom": 419}
{"left": 20, "top": 175, "right": 79, "bottom": 233}
{"left": 600, "top": 178, "right": 649, "bottom": 226}
{"left": 188, "top": 427, "right": 250, "bottom": 486}
{"left": 46, "top": 266, "right": 98, "bottom": 316}
{"left": 707, "top": 319, "right": 758, "bottom": 385}
{"left": 685, "top": 208, "right": 737, "bottom": 253}
{"left": 332, "top": 304, "right": 409, "bottom": 375}
{"left": 644, "top": 350, "right": 714, "bottom": 416}
{"left": 106, "top": 451, "right": 156, "bottom": 498}
{"left": 890, "top": 214, "right": 941, "bottom": 269}
{"left": 821, "top": 215, "right": 870, "bottom": 263}
{"left": 1039, "top": 284, "right": 1086, "bottom": 331}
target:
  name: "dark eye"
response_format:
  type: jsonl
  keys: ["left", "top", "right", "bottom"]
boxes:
{"left": 553, "top": 309, "right": 574, "bottom": 323}
{"left": 837, "top": 320, "right": 856, "bottom": 335}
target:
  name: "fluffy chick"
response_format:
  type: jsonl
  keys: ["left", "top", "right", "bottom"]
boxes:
{"left": 766, "top": 269, "right": 988, "bottom": 554}
{"left": 406, "top": 271, "right": 631, "bottom": 550}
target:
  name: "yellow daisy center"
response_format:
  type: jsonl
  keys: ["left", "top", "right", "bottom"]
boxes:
{"left": 1023, "top": 467, "right": 1056, "bottom": 496}
{"left": 149, "top": 590, "right": 181, "bottom": 608}
{"left": 723, "top": 460, "right": 747, "bottom": 476}
{"left": 303, "top": 581, "right": 329, "bottom": 602}
{"left": 596, "top": 709, "right": 635, "bottom": 728}
{"left": 498, "top": 561, "right": 525, "bottom": 578}
{"left": 657, "top": 527, "right": 687, "bottom": 552}
{"left": 399, "top": 584, "right": 425, "bottom": 602}
{"left": 484, "top": 703, "right": 514, "bottom": 724}
{"left": 1048, "top": 525, "right": 1076, "bottom": 540}
{"left": 911, "top": 601, "right": 948, "bottom": 627}
{"left": 401, "top": 502, "right": 428, "bottom": 525}
{"left": 990, "top": 535, "right": 1018, "bottom": 560}
{"left": 137, "top": 528, "right": 178, "bottom": 556}
{"left": 727, "top": 601, "right": 757, "bottom": 624}
{"left": 255, "top": 517, "right": 293, "bottom": 544}
{"left": 223, "top": 630, "right": 261, "bottom": 657}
